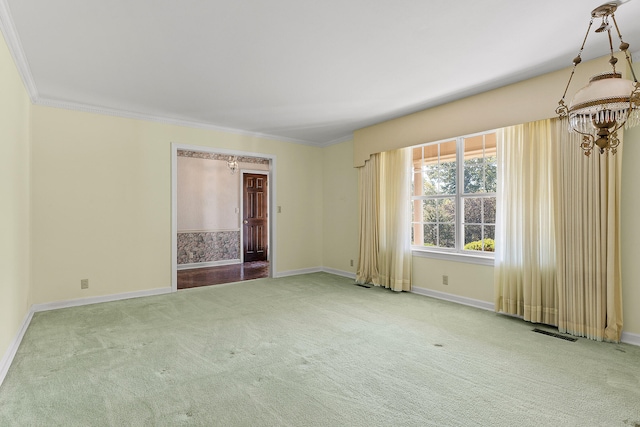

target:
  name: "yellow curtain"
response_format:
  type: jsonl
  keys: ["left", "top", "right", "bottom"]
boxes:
{"left": 356, "top": 154, "right": 380, "bottom": 285}
{"left": 494, "top": 120, "right": 558, "bottom": 325}
{"left": 553, "top": 119, "right": 623, "bottom": 342}
{"left": 356, "top": 149, "right": 412, "bottom": 292}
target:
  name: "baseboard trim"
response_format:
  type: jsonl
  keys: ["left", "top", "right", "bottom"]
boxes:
{"left": 321, "top": 267, "right": 356, "bottom": 280}
{"left": 177, "top": 259, "right": 241, "bottom": 270}
{"left": 411, "top": 286, "right": 495, "bottom": 312}
{"left": 275, "top": 267, "right": 322, "bottom": 278}
{"left": 31, "top": 287, "right": 173, "bottom": 313}
{"left": 621, "top": 331, "right": 640, "bottom": 347}
{"left": 0, "top": 309, "right": 33, "bottom": 388}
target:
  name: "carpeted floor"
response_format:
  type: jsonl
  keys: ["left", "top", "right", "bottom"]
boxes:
{"left": 1, "top": 272, "right": 639, "bottom": 426}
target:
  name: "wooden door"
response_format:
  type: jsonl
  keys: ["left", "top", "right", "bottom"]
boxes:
{"left": 242, "top": 173, "right": 268, "bottom": 262}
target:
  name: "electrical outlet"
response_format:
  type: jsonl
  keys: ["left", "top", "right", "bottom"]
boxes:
{"left": 81, "top": 279, "right": 89, "bottom": 289}
{"left": 350, "top": 259, "right": 354, "bottom": 267}
{"left": 442, "top": 275, "right": 449, "bottom": 285}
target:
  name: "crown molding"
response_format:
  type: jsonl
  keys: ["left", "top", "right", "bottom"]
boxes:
{"left": 0, "top": 0, "right": 38, "bottom": 102}
{"left": 36, "top": 96, "right": 329, "bottom": 146}
{"left": 323, "top": 134, "right": 354, "bottom": 146}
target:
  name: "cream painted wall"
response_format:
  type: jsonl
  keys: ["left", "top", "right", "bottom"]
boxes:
{"left": 29, "top": 106, "right": 323, "bottom": 304}
{"left": 322, "top": 140, "right": 359, "bottom": 274}
{"left": 0, "top": 32, "right": 31, "bottom": 364}
{"left": 621, "top": 125, "right": 640, "bottom": 337}
{"left": 412, "top": 258, "right": 494, "bottom": 304}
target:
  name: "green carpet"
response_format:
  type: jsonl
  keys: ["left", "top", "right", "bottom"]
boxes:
{"left": 1, "top": 272, "right": 639, "bottom": 426}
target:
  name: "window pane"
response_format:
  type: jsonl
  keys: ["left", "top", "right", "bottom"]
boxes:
{"left": 439, "top": 224, "right": 455, "bottom": 248}
{"left": 422, "top": 164, "right": 438, "bottom": 195}
{"left": 464, "top": 198, "right": 482, "bottom": 224}
{"left": 439, "top": 140, "right": 457, "bottom": 195}
{"left": 484, "top": 134, "right": 497, "bottom": 194}
{"left": 423, "top": 224, "right": 437, "bottom": 247}
{"left": 464, "top": 224, "right": 482, "bottom": 248}
{"left": 438, "top": 198, "right": 455, "bottom": 223}
{"left": 484, "top": 225, "right": 495, "bottom": 240}
{"left": 463, "top": 158, "right": 484, "bottom": 193}
{"left": 485, "top": 159, "right": 497, "bottom": 192}
{"left": 464, "top": 134, "right": 497, "bottom": 194}
{"left": 439, "top": 161, "right": 457, "bottom": 195}
{"left": 483, "top": 197, "right": 496, "bottom": 224}
{"left": 423, "top": 199, "right": 436, "bottom": 222}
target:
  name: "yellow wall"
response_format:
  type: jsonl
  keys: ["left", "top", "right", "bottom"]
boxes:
{"left": 0, "top": 32, "right": 31, "bottom": 362}
{"left": 412, "top": 258, "right": 494, "bottom": 304}
{"left": 322, "top": 140, "right": 359, "bottom": 274}
{"left": 29, "top": 106, "right": 323, "bottom": 304}
{"left": 621, "top": 125, "right": 640, "bottom": 336}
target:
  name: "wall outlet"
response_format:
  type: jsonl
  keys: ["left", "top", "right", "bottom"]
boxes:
{"left": 81, "top": 279, "right": 89, "bottom": 289}
{"left": 442, "top": 275, "right": 449, "bottom": 285}
{"left": 350, "top": 259, "right": 354, "bottom": 267}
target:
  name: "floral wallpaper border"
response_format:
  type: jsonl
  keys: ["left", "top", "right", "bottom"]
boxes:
{"left": 177, "top": 231, "right": 240, "bottom": 264}
{"left": 177, "top": 150, "right": 269, "bottom": 165}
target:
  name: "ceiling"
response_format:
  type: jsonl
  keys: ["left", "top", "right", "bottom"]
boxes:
{"left": 2, "top": 0, "right": 640, "bottom": 146}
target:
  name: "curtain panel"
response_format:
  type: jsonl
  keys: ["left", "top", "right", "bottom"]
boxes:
{"left": 494, "top": 120, "right": 558, "bottom": 325}
{"left": 356, "top": 149, "right": 412, "bottom": 292}
{"left": 495, "top": 118, "right": 624, "bottom": 342}
{"left": 553, "top": 119, "right": 623, "bottom": 342}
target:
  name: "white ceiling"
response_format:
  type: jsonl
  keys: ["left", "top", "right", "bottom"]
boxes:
{"left": 2, "top": 0, "right": 640, "bottom": 146}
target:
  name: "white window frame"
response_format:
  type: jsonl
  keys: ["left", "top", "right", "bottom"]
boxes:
{"left": 411, "top": 130, "right": 496, "bottom": 266}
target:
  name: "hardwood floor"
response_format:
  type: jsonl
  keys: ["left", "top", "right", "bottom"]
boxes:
{"left": 177, "top": 261, "right": 270, "bottom": 289}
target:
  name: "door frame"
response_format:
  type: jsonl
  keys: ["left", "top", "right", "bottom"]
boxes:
{"left": 240, "top": 169, "right": 270, "bottom": 263}
{"left": 170, "top": 143, "right": 277, "bottom": 292}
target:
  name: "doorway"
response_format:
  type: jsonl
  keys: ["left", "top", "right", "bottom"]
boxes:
{"left": 242, "top": 172, "right": 268, "bottom": 262}
{"left": 171, "top": 144, "right": 276, "bottom": 292}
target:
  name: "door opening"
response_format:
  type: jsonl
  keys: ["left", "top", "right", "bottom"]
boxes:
{"left": 242, "top": 172, "right": 268, "bottom": 262}
{"left": 171, "top": 144, "right": 275, "bottom": 292}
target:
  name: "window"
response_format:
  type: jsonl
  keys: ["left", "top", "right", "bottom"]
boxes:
{"left": 411, "top": 131, "right": 496, "bottom": 255}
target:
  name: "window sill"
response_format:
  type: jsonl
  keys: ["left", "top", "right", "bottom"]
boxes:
{"left": 411, "top": 249, "right": 495, "bottom": 266}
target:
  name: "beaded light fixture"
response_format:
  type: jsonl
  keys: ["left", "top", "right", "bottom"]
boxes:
{"left": 227, "top": 156, "right": 239, "bottom": 174}
{"left": 556, "top": 1, "right": 639, "bottom": 156}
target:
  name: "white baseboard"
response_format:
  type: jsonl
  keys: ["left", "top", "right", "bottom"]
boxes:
{"left": 31, "top": 287, "right": 172, "bottom": 313}
{"left": 276, "top": 267, "right": 355, "bottom": 279}
{"left": 321, "top": 267, "right": 356, "bottom": 280}
{"left": 177, "top": 259, "right": 241, "bottom": 271}
{"left": 411, "top": 286, "right": 495, "bottom": 312}
{"left": 0, "top": 309, "right": 33, "bottom": 388}
{"left": 275, "top": 267, "right": 322, "bottom": 278}
{"left": 621, "top": 331, "right": 640, "bottom": 346}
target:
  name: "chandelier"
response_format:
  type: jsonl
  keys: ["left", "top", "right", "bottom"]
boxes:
{"left": 556, "top": 2, "right": 640, "bottom": 156}
{"left": 227, "top": 156, "right": 239, "bottom": 174}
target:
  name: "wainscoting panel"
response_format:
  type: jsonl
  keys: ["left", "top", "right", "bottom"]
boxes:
{"left": 177, "top": 230, "right": 240, "bottom": 265}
